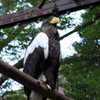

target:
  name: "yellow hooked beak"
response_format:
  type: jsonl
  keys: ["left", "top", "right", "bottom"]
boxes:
{"left": 50, "top": 17, "right": 60, "bottom": 24}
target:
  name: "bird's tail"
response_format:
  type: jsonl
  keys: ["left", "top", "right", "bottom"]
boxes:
{"left": 29, "top": 91, "right": 45, "bottom": 100}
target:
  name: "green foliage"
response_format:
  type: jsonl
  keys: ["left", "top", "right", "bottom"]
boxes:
{"left": 0, "top": 78, "right": 26, "bottom": 100}
{"left": 0, "top": 0, "right": 42, "bottom": 15}
{"left": 60, "top": 6, "right": 100, "bottom": 100}
{"left": 61, "top": 55, "right": 100, "bottom": 99}
{"left": 58, "top": 15, "right": 74, "bottom": 30}
{"left": 0, "top": 24, "right": 39, "bottom": 63}
{"left": 2, "top": 88, "right": 26, "bottom": 100}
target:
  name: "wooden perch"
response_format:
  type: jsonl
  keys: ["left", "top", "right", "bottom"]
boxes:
{"left": 0, "top": 0, "right": 100, "bottom": 29}
{"left": 0, "top": 59, "right": 72, "bottom": 100}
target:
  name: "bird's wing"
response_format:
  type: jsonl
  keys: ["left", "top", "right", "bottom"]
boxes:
{"left": 23, "top": 32, "right": 49, "bottom": 77}
{"left": 23, "top": 32, "right": 49, "bottom": 98}
{"left": 24, "top": 32, "right": 49, "bottom": 65}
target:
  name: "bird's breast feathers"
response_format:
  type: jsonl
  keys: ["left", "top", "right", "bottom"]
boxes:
{"left": 24, "top": 32, "right": 49, "bottom": 65}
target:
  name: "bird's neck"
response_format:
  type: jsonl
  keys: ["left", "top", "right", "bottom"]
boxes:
{"left": 41, "top": 25, "right": 59, "bottom": 40}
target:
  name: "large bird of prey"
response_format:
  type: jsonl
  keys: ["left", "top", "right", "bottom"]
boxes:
{"left": 23, "top": 16, "right": 60, "bottom": 100}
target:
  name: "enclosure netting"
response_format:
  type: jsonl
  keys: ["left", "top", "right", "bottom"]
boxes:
{"left": 60, "top": 37, "right": 100, "bottom": 99}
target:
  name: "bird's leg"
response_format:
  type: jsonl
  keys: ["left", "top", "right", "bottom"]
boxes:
{"left": 40, "top": 81, "right": 51, "bottom": 90}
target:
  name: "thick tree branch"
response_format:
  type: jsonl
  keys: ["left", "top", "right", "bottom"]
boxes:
{"left": 0, "top": 59, "right": 23, "bottom": 85}
{"left": 0, "top": 59, "right": 72, "bottom": 100}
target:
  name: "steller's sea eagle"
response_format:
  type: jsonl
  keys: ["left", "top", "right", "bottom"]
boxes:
{"left": 23, "top": 16, "right": 60, "bottom": 100}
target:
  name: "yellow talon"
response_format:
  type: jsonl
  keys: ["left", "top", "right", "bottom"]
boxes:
{"left": 40, "top": 81, "right": 51, "bottom": 90}
{"left": 46, "top": 84, "right": 51, "bottom": 90}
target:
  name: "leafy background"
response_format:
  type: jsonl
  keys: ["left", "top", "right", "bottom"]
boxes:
{"left": 0, "top": 0, "right": 100, "bottom": 100}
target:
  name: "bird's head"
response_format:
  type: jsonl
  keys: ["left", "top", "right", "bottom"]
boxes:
{"left": 42, "top": 16, "right": 60, "bottom": 26}
{"left": 41, "top": 16, "right": 60, "bottom": 34}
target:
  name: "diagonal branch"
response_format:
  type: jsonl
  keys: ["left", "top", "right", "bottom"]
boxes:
{"left": 59, "top": 13, "right": 100, "bottom": 40}
{"left": 38, "top": 0, "right": 46, "bottom": 9}
{"left": 0, "top": 59, "right": 72, "bottom": 100}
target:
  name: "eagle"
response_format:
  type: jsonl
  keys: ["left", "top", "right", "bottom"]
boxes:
{"left": 23, "top": 16, "right": 60, "bottom": 100}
